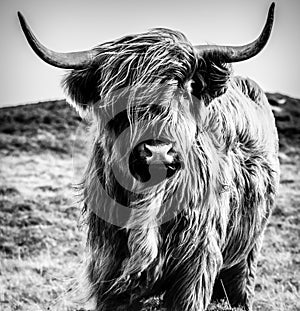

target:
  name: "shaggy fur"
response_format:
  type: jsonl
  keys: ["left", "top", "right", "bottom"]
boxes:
{"left": 63, "top": 28, "right": 280, "bottom": 311}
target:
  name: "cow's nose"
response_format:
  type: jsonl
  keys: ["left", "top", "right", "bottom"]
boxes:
{"left": 129, "top": 140, "right": 181, "bottom": 183}
{"left": 141, "top": 142, "right": 174, "bottom": 165}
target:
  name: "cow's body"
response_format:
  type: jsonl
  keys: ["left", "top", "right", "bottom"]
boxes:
{"left": 18, "top": 4, "right": 279, "bottom": 311}
{"left": 74, "top": 73, "right": 279, "bottom": 311}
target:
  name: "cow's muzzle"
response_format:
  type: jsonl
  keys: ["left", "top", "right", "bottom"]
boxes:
{"left": 129, "top": 140, "right": 181, "bottom": 183}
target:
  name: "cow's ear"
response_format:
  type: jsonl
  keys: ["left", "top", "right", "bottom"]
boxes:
{"left": 191, "top": 59, "right": 231, "bottom": 105}
{"left": 62, "top": 66, "right": 100, "bottom": 116}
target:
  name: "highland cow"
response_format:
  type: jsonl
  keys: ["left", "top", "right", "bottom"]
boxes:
{"left": 18, "top": 3, "right": 280, "bottom": 311}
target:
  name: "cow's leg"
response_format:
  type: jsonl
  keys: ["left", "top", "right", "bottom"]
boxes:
{"left": 163, "top": 243, "right": 222, "bottom": 311}
{"left": 212, "top": 239, "right": 262, "bottom": 311}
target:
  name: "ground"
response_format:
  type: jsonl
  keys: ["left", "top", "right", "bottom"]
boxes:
{"left": 0, "top": 94, "right": 299, "bottom": 311}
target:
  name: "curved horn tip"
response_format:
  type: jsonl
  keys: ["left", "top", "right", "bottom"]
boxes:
{"left": 17, "top": 11, "right": 27, "bottom": 31}
{"left": 17, "top": 11, "right": 23, "bottom": 21}
{"left": 268, "top": 3, "right": 275, "bottom": 20}
{"left": 17, "top": 11, "right": 24, "bottom": 20}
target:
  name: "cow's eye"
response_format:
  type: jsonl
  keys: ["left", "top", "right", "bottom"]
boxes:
{"left": 182, "top": 91, "right": 190, "bottom": 100}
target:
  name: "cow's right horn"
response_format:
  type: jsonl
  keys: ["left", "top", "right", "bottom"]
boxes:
{"left": 18, "top": 12, "right": 97, "bottom": 69}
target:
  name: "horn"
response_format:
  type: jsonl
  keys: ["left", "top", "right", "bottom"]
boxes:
{"left": 195, "top": 3, "right": 275, "bottom": 63}
{"left": 17, "top": 12, "right": 97, "bottom": 69}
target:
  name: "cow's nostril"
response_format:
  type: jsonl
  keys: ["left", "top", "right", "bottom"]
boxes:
{"left": 141, "top": 143, "right": 153, "bottom": 158}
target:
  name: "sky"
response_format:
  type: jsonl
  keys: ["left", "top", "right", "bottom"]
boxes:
{"left": 0, "top": 0, "right": 299, "bottom": 108}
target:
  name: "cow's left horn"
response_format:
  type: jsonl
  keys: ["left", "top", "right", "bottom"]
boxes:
{"left": 17, "top": 12, "right": 97, "bottom": 69}
{"left": 195, "top": 2, "right": 275, "bottom": 63}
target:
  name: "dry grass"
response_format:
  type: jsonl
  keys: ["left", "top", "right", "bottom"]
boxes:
{"left": 0, "top": 95, "right": 299, "bottom": 311}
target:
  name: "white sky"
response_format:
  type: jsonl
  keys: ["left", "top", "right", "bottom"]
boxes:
{"left": 0, "top": 0, "right": 299, "bottom": 107}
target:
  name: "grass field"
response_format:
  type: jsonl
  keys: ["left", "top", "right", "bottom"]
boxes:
{"left": 0, "top": 95, "right": 299, "bottom": 311}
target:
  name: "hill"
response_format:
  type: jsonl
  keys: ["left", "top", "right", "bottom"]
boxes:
{"left": 0, "top": 94, "right": 299, "bottom": 311}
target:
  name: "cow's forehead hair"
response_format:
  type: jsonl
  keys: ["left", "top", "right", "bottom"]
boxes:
{"left": 62, "top": 28, "right": 200, "bottom": 119}
{"left": 93, "top": 28, "right": 198, "bottom": 99}
{"left": 97, "top": 27, "right": 195, "bottom": 53}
